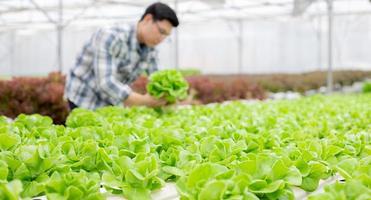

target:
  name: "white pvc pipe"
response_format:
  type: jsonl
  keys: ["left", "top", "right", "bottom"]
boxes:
{"left": 327, "top": 0, "right": 334, "bottom": 93}
{"left": 238, "top": 19, "right": 244, "bottom": 73}
{"left": 57, "top": 0, "right": 63, "bottom": 72}
{"left": 174, "top": 0, "right": 179, "bottom": 69}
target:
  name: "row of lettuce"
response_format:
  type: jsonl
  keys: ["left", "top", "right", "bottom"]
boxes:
{"left": 0, "top": 94, "right": 370, "bottom": 199}
{"left": 2, "top": 70, "right": 370, "bottom": 125}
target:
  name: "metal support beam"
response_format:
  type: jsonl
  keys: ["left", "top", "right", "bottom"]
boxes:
{"left": 326, "top": 0, "right": 333, "bottom": 93}
{"left": 237, "top": 19, "right": 244, "bottom": 73}
{"left": 29, "top": 0, "right": 56, "bottom": 23}
{"left": 57, "top": 0, "right": 63, "bottom": 72}
{"left": 316, "top": 15, "right": 322, "bottom": 71}
{"left": 64, "top": 2, "right": 97, "bottom": 28}
{"left": 10, "top": 31, "right": 15, "bottom": 76}
{"left": 0, "top": 1, "right": 118, "bottom": 15}
{"left": 174, "top": 0, "right": 179, "bottom": 69}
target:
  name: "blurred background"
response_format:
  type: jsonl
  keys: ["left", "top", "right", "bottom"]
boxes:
{"left": 0, "top": 0, "right": 370, "bottom": 75}
{"left": 0, "top": 0, "right": 371, "bottom": 123}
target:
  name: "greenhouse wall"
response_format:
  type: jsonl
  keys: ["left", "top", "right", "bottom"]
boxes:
{"left": 0, "top": 15, "right": 370, "bottom": 76}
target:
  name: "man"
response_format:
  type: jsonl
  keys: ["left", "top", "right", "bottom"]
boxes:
{"left": 65, "top": 2, "right": 178, "bottom": 110}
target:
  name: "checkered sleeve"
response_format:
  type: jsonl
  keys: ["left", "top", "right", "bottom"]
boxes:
{"left": 145, "top": 49, "right": 159, "bottom": 75}
{"left": 93, "top": 28, "right": 133, "bottom": 105}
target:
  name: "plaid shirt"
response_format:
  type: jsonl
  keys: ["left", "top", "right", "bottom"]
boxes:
{"left": 65, "top": 24, "right": 158, "bottom": 109}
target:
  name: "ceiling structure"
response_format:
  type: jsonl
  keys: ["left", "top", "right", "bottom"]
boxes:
{"left": 0, "top": 0, "right": 369, "bottom": 30}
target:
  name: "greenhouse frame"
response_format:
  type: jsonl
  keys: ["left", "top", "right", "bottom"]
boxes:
{"left": 0, "top": 1, "right": 370, "bottom": 200}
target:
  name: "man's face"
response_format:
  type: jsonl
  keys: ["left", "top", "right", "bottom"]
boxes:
{"left": 141, "top": 15, "right": 173, "bottom": 47}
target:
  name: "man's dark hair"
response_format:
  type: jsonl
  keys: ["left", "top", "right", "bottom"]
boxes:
{"left": 140, "top": 2, "right": 179, "bottom": 27}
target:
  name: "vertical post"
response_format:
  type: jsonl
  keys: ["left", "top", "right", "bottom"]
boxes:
{"left": 326, "top": 0, "right": 333, "bottom": 93}
{"left": 174, "top": 0, "right": 179, "bottom": 69}
{"left": 10, "top": 31, "right": 15, "bottom": 76}
{"left": 316, "top": 16, "right": 322, "bottom": 71}
{"left": 57, "top": 0, "right": 63, "bottom": 72}
{"left": 238, "top": 19, "right": 244, "bottom": 73}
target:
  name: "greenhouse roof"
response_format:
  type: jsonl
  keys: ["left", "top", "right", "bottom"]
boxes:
{"left": 0, "top": 0, "right": 369, "bottom": 30}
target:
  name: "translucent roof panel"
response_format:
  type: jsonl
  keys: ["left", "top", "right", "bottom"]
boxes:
{"left": 0, "top": 0, "right": 369, "bottom": 30}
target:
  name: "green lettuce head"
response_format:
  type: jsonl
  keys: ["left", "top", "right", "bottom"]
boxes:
{"left": 147, "top": 69, "right": 189, "bottom": 103}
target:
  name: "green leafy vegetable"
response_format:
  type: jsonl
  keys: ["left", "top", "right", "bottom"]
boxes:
{"left": 0, "top": 94, "right": 370, "bottom": 199}
{"left": 146, "top": 69, "right": 189, "bottom": 103}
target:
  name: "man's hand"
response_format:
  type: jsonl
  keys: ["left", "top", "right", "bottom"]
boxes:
{"left": 173, "top": 89, "right": 201, "bottom": 106}
{"left": 124, "top": 92, "right": 166, "bottom": 108}
{"left": 142, "top": 93, "right": 167, "bottom": 107}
